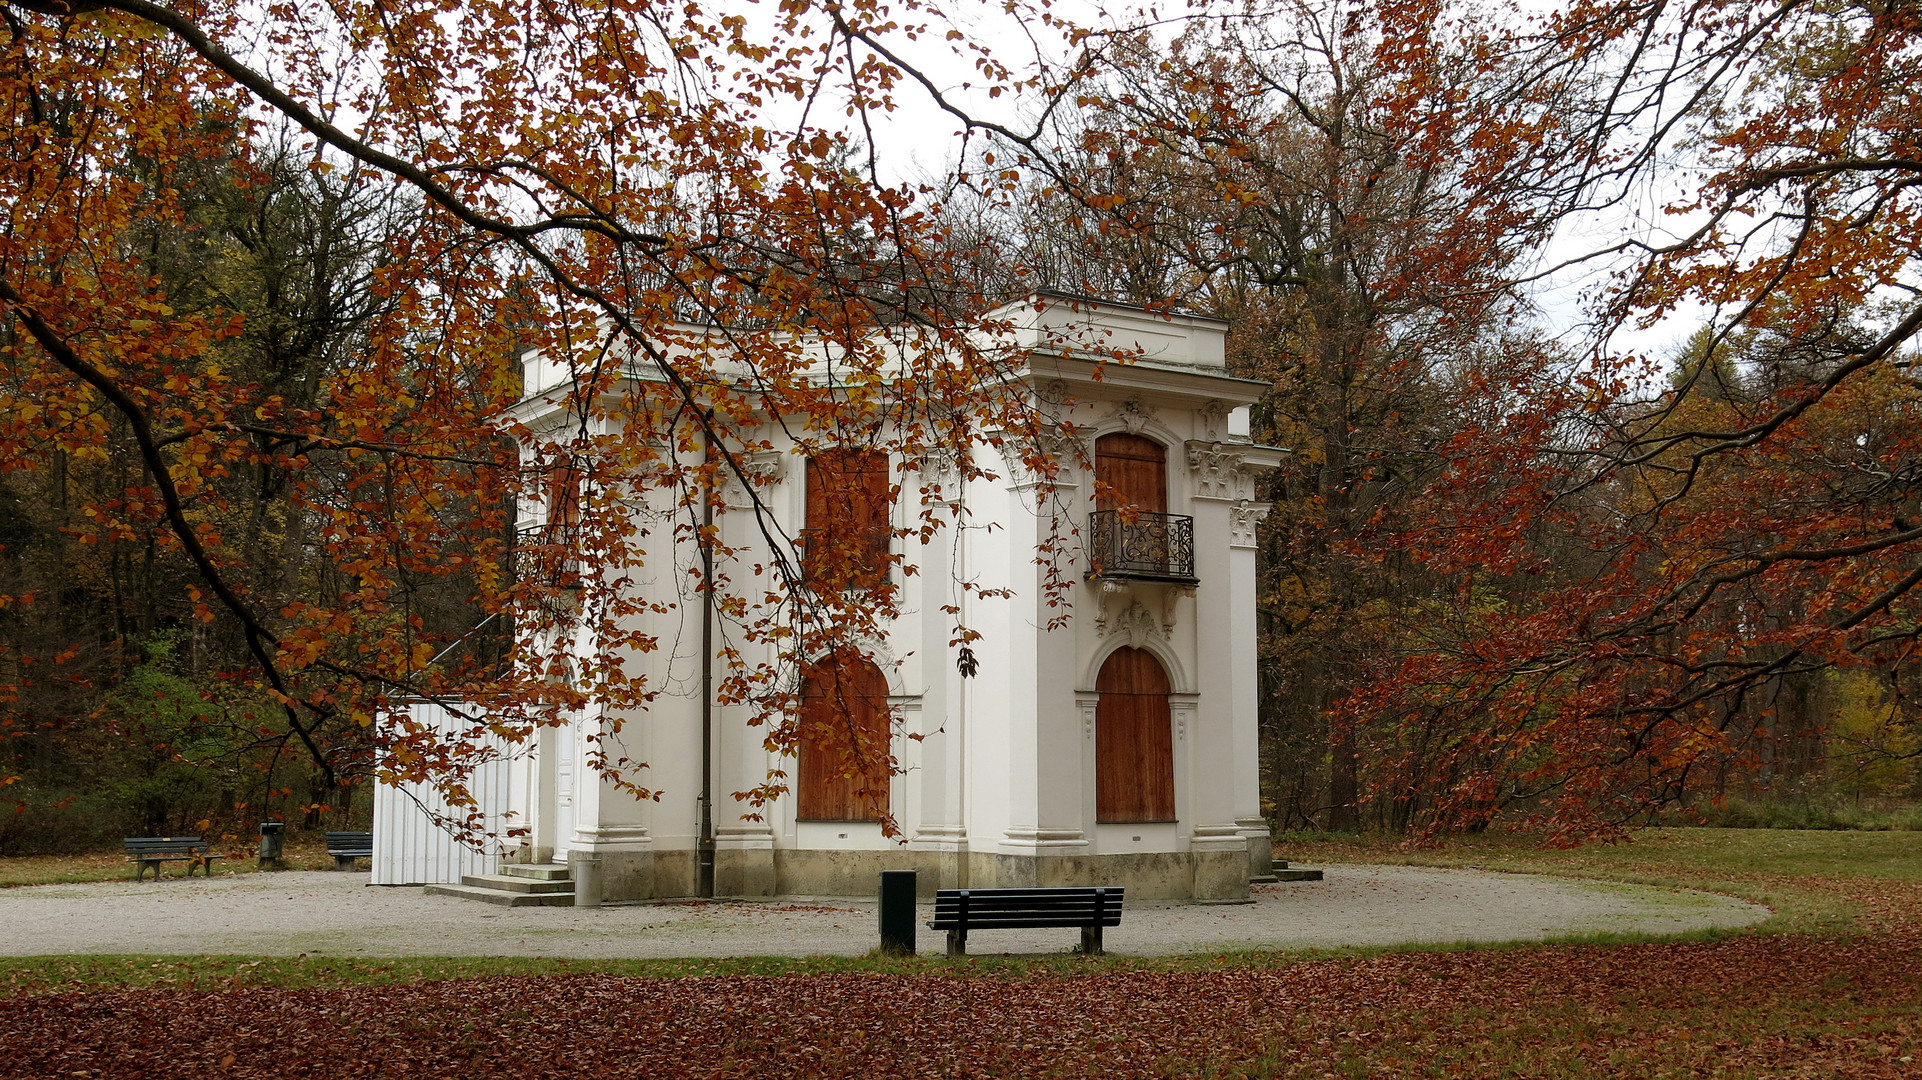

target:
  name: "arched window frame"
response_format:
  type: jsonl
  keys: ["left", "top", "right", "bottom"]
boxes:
{"left": 1093, "top": 645, "right": 1177, "bottom": 824}
{"left": 1093, "top": 432, "right": 1169, "bottom": 516}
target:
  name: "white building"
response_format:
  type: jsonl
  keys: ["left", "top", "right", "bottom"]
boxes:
{"left": 503, "top": 295, "right": 1283, "bottom": 903}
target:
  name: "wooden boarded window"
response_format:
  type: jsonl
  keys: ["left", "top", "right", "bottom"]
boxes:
{"left": 796, "top": 654, "right": 892, "bottom": 822}
{"left": 1094, "top": 433, "right": 1167, "bottom": 514}
{"left": 804, "top": 450, "right": 890, "bottom": 590}
{"left": 544, "top": 459, "right": 582, "bottom": 531}
{"left": 1095, "top": 646, "right": 1176, "bottom": 823}
{"left": 529, "top": 459, "right": 585, "bottom": 595}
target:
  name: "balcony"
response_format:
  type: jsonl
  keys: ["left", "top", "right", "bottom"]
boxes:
{"left": 1087, "top": 510, "right": 1197, "bottom": 584}
{"left": 514, "top": 522, "right": 584, "bottom": 617}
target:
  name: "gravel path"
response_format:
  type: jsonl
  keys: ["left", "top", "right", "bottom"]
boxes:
{"left": 0, "top": 865, "right": 1767, "bottom": 958}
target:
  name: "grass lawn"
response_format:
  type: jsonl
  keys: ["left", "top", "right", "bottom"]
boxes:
{"left": 0, "top": 828, "right": 1917, "bottom": 1078}
{"left": 0, "top": 833, "right": 343, "bottom": 888}
{"left": 1273, "top": 826, "right": 1922, "bottom": 935}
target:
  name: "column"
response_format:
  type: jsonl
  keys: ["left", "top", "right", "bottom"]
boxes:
{"left": 1186, "top": 443, "right": 1253, "bottom": 901}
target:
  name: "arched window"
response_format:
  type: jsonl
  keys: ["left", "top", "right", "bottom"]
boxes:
{"left": 796, "top": 654, "right": 892, "bottom": 821}
{"left": 1092, "top": 433, "right": 1186, "bottom": 579}
{"left": 1094, "top": 433, "right": 1167, "bottom": 514}
{"left": 804, "top": 449, "right": 891, "bottom": 590}
{"left": 1095, "top": 646, "right": 1175, "bottom": 823}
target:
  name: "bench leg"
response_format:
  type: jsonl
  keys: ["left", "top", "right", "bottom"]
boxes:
{"left": 134, "top": 860, "right": 155, "bottom": 882}
{"left": 334, "top": 856, "right": 356, "bottom": 871}
{"left": 947, "top": 929, "right": 966, "bottom": 957}
{"left": 1081, "top": 925, "right": 1103, "bottom": 956}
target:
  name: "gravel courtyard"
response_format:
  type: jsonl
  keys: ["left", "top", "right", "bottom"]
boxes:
{"left": 0, "top": 865, "right": 1767, "bottom": 958}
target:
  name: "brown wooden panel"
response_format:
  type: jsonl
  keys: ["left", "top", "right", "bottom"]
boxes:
{"left": 1094, "top": 433, "right": 1167, "bottom": 513}
{"left": 805, "top": 454, "right": 831, "bottom": 535}
{"left": 804, "top": 450, "right": 890, "bottom": 589}
{"left": 1095, "top": 646, "right": 1175, "bottom": 822}
{"left": 545, "top": 462, "right": 581, "bottom": 529}
{"left": 796, "top": 654, "right": 892, "bottom": 821}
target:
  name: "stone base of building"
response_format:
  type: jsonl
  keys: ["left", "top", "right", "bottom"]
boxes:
{"left": 652, "top": 849, "right": 698, "bottom": 899}
{"left": 1237, "top": 819, "right": 1275, "bottom": 880}
{"left": 715, "top": 845, "right": 778, "bottom": 898}
{"left": 772, "top": 848, "right": 972, "bottom": 899}
{"left": 582, "top": 846, "right": 1253, "bottom": 905}
{"left": 766, "top": 848, "right": 1249, "bottom": 903}
{"left": 516, "top": 842, "right": 556, "bottom": 867}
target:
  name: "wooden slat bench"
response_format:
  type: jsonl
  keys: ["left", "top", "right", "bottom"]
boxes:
{"left": 123, "top": 837, "right": 221, "bottom": 881}
{"left": 325, "top": 831, "right": 374, "bottom": 871}
{"left": 927, "top": 886, "right": 1125, "bottom": 956}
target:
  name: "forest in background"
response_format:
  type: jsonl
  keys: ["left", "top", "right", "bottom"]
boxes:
{"left": 0, "top": 131, "right": 512, "bottom": 851}
{"left": 1, "top": 0, "right": 1919, "bottom": 853}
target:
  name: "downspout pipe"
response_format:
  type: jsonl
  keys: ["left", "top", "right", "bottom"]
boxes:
{"left": 698, "top": 412, "right": 717, "bottom": 898}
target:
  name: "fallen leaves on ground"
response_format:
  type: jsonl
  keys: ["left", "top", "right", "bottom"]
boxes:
{"left": 4, "top": 918, "right": 1920, "bottom": 1079}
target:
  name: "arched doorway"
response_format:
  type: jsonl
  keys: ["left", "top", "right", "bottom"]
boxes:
{"left": 1095, "top": 646, "right": 1175, "bottom": 822}
{"left": 795, "top": 654, "right": 892, "bottom": 821}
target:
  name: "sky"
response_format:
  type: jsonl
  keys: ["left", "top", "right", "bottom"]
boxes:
{"left": 238, "top": 0, "right": 1704, "bottom": 367}
{"left": 815, "top": 0, "right": 1709, "bottom": 365}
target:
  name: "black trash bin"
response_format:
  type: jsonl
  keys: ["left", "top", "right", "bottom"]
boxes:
{"left": 878, "top": 870, "right": 916, "bottom": 955}
{"left": 259, "top": 820, "right": 285, "bottom": 869}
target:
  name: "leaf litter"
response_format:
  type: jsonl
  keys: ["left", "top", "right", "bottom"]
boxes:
{"left": 4, "top": 912, "right": 1919, "bottom": 1079}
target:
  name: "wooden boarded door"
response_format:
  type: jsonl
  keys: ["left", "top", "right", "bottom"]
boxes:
{"left": 1094, "top": 433, "right": 1167, "bottom": 513}
{"left": 796, "top": 655, "right": 891, "bottom": 821}
{"left": 1095, "top": 646, "right": 1176, "bottom": 823}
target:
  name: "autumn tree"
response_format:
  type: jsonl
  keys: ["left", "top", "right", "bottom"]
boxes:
{"left": 0, "top": 109, "right": 434, "bottom": 843}
{"left": 0, "top": 0, "right": 1110, "bottom": 835}
{"left": 14, "top": 0, "right": 1915, "bottom": 849}
{"left": 1342, "top": 0, "right": 1922, "bottom": 838}
{"left": 946, "top": 0, "right": 1922, "bottom": 838}
{"left": 947, "top": 0, "right": 1562, "bottom": 829}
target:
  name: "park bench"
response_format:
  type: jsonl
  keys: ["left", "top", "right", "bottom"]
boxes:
{"left": 927, "top": 886, "right": 1125, "bottom": 956}
{"left": 326, "top": 831, "right": 374, "bottom": 871}
{"left": 123, "top": 837, "right": 221, "bottom": 881}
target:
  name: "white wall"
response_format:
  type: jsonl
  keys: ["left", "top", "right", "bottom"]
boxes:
{"left": 371, "top": 701, "right": 515, "bottom": 885}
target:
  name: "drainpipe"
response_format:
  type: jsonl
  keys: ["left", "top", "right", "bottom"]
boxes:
{"left": 698, "top": 411, "right": 717, "bottom": 898}
{"left": 953, "top": 473, "right": 968, "bottom": 889}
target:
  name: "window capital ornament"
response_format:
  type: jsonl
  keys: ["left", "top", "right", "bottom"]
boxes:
{"left": 720, "top": 449, "right": 787, "bottom": 510}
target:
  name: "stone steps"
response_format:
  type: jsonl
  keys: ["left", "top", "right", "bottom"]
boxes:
{"left": 459, "top": 873, "right": 573, "bottom": 893}
{"left": 424, "top": 863, "right": 575, "bottom": 906}
{"left": 1253, "top": 860, "right": 1325, "bottom": 884}
{"left": 500, "top": 863, "right": 571, "bottom": 881}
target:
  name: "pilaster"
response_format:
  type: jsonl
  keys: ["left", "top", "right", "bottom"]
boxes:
{"left": 568, "top": 824, "right": 654, "bottom": 905}
{"left": 1230, "top": 499, "right": 1270, "bottom": 880}
{"left": 993, "top": 442, "right": 1089, "bottom": 869}
{"left": 1183, "top": 495, "right": 1243, "bottom": 875}
{"left": 713, "top": 824, "right": 776, "bottom": 898}
{"left": 1189, "top": 823, "right": 1252, "bottom": 902}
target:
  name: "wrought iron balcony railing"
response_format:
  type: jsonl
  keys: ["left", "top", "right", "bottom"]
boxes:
{"left": 513, "top": 523, "right": 585, "bottom": 614}
{"left": 1087, "top": 510, "right": 1197, "bottom": 584}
